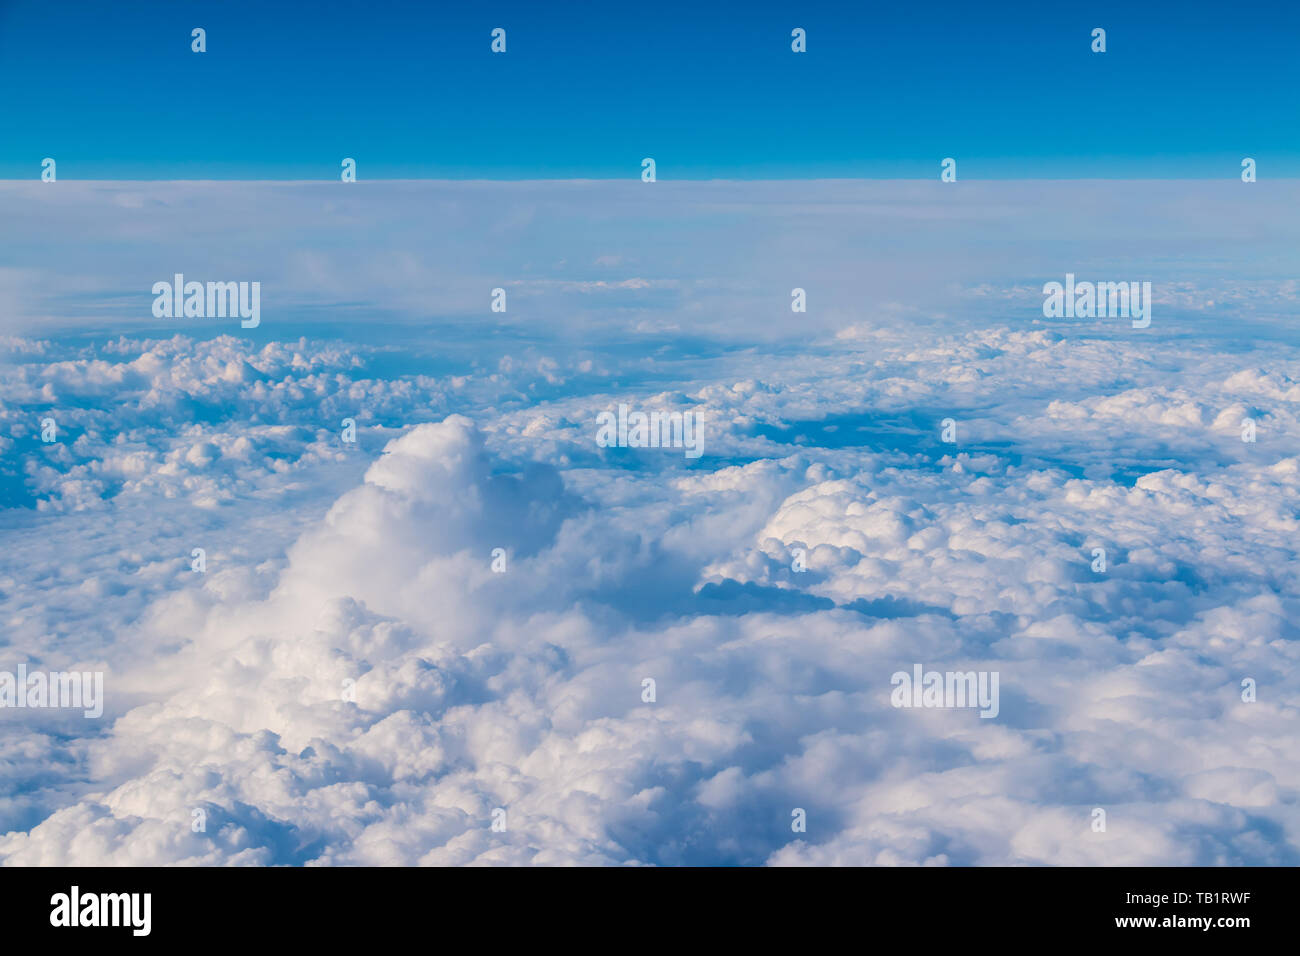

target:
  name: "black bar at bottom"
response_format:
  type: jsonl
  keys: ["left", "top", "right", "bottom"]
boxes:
{"left": 0, "top": 865, "right": 1288, "bottom": 943}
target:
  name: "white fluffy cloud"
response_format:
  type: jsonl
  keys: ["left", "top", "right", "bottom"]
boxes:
{"left": 1, "top": 181, "right": 1297, "bottom": 865}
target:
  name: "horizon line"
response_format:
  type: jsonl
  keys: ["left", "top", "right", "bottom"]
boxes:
{"left": 3, "top": 176, "right": 1297, "bottom": 185}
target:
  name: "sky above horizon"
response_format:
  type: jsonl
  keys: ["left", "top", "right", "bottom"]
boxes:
{"left": 2, "top": 0, "right": 1298, "bottom": 180}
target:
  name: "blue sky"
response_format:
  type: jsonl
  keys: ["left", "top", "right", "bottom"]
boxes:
{"left": 2, "top": 0, "right": 1297, "bottom": 179}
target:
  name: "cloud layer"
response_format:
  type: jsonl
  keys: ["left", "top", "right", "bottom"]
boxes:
{"left": 1, "top": 181, "right": 1297, "bottom": 865}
